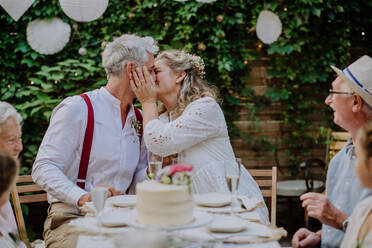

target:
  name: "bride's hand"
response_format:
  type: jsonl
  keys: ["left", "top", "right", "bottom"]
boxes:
{"left": 130, "top": 66, "right": 157, "bottom": 104}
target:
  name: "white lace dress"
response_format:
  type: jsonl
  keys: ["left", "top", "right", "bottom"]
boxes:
{"left": 144, "top": 97, "right": 269, "bottom": 222}
{"left": 341, "top": 196, "right": 372, "bottom": 248}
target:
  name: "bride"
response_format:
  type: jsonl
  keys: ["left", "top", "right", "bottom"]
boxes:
{"left": 130, "top": 49, "right": 269, "bottom": 222}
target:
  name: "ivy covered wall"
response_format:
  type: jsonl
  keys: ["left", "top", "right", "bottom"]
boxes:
{"left": 1, "top": 0, "right": 371, "bottom": 174}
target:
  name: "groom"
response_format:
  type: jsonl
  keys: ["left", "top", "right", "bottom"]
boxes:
{"left": 32, "top": 34, "right": 158, "bottom": 248}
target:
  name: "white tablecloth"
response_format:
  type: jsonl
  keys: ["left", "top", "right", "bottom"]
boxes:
{"left": 72, "top": 195, "right": 283, "bottom": 248}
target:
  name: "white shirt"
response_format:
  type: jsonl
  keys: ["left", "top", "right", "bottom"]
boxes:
{"left": 144, "top": 97, "right": 269, "bottom": 222}
{"left": 32, "top": 87, "right": 148, "bottom": 206}
{"left": 0, "top": 201, "right": 17, "bottom": 235}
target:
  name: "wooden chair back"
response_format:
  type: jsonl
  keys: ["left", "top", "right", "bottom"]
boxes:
{"left": 326, "top": 131, "right": 350, "bottom": 163}
{"left": 10, "top": 175, "right": 48, "bottom": 241}
{"left": 248, "top": 167, "right": 277, "bottom": 225}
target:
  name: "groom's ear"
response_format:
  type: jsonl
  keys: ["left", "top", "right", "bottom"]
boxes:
{"left": 126, "top": 62, "right": 136, "bottom": 80}
{"left": 175, "top": 71, "right": 186, "bottom": 84}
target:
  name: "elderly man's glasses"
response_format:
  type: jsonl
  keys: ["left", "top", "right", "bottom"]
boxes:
{"left": 328, "top": 90, "right": 354, "bottom": 96}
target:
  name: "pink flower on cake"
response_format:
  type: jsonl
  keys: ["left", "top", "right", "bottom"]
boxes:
{"left": 169, "top": 164, "right": 193, "bottom": 175}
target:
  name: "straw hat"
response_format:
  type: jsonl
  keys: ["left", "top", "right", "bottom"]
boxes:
{"left": 331, "top": 55, "right": 372, "bottom": 107}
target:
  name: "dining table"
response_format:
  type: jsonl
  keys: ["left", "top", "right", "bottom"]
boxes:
{"left": 69, "top": 193, "right": 286, "bottom": 248}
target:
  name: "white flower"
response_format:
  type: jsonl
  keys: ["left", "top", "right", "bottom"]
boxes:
{"left": 172, "top": 172, "right": 186, "bottom": 185}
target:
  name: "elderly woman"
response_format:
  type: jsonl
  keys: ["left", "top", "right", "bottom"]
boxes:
{"left": 0, "top": 101, "right": 24, "bottom": 246}
{"left": 131, "top": 50, "right": 269, "bottom": 221}
{"left": 0, "top": 150, "right": 21, "bottom": 248}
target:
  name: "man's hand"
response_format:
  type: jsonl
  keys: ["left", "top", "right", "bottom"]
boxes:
{"left": 292, "top": 228, "right": 321, "bottom": 248}
{"left": 300, "top": 192, "right": 348, "bottom": 230}
{"left": 77, "top": 184, "right": 122, "bottom": 206}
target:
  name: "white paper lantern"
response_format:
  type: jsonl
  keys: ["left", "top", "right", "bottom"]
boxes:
{"left": 78, "top": 47, "right": 87, "bottom": 56}
{"left": 0, "top": 0, "right": 34, "bottom": 21}
{"left": 256, "top": 10, "right": 282, "bottom": 44}
{"left": 59, "top": 0, "right": 109, "bottom": 22}
{"left": 27, "top": 18, "right": 71, "bottom": 55}
{"left": 196, "top": 0, "right": 217, "bottom": 3}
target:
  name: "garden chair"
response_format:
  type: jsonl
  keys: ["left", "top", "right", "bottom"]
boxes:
{"left": 247, "top": 166, "right": 277, "bottom": 225}
{"left": 277, "top": 130, "right": 350, "bottom": 231}
{"left": 10, "top": 175, "right": 48, "bottom": 242}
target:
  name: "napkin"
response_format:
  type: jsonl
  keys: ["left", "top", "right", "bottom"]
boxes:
{"left": 77, "top": 235, "right": 115, "bottom": 248}
{"left": 175, "top": 221, "right": 286, "bottom": 244}
{"left": 239, "top": 196, "right": 265, "bottom": 211}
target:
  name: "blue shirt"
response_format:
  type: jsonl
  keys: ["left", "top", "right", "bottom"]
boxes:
{"left": 322, "top": 139, "right": 372, "bottom": 248}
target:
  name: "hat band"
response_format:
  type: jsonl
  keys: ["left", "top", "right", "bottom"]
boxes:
{"left": 343, "top": 68, "right": 372, "bottom": 97}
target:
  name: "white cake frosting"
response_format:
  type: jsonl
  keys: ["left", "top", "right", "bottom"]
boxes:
{"left": 136, "top": 180, "right": 193, "bottom": 226}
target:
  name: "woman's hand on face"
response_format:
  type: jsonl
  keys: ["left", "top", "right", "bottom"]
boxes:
{"left": 130, "top": 66, "right": 157, "bottom": 104}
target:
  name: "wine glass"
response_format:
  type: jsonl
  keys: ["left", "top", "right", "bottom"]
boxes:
{"left": 224, "top": 158, "right": 241, "bottom": 214}
{"left": 149, "top": 154, "right": 163, "bottom": 179}
{"left": 91, "top": 186, "right": 108, "bottom": 240}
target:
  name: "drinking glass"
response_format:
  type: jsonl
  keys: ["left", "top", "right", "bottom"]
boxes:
{"left": 149, "top": 154, "right": 163, "bottom": 179}
{"left": 224, "top": 158, "right": 242, "bottom": 214}
{"left": 91, "top": 186, "right": 108, "bottom": 240}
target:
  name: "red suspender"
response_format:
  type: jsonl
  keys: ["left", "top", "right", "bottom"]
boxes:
{"left": 76, "top": 94, "right": 142, "bottom": 190}
{"left": 77, "top": 94, "right": 94, "bottom": 189}
{"left": 134, "top": 107, "right": 143, "bottom": 145}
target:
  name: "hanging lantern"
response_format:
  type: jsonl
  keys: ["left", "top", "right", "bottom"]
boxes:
{"left": 78, "top": 47, "right": 87, "bottom": 56}
{"left": 0, "top": 0, "right": 34, "bottom": 21}
{"left": 196, "top": 0, "right": 217, "bottom": 2}
{"left": 27, "top": 17, "right": 71, "bottom": 55}
{"left": 256, "top": 10, "right": 282, "bottom": 44}
{"left": 59, "top": 0, "right": 109, "bottom": 22}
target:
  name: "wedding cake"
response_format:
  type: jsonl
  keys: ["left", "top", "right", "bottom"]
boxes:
{"left": 136, "top": 164, "right": 193, "bottom": 226}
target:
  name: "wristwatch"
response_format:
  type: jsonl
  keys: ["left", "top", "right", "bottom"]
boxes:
{"left": 342, "top": 219, "right": 349, "bottom": 232}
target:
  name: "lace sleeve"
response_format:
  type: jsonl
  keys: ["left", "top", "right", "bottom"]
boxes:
{"left": 144, "top": 97, "right": 226, "bottom": 157}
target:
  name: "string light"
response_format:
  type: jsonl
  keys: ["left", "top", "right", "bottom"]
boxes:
{"left": 30, "top": 81, "right": 34, "bottom": 85}
{"left": 362, "top": 32, "right": 366, "bottom": 36}
{"left": 153, "top": 3, "right": 157, "bottom": 7}
{"left": 256, "top": 42, "right": 263, "bottom": 49}
{"left": 284, "top": 7, "right": 288, "bottom": 11}
{"left": 74, "top": 72, "right": 78, "bottom": 76}
{"left": 244, "top": 60, "right": 249, "bottom": 65}
{"left": 54, "top": 80, "right": 58, "bottom": 84}
{"left": 198, "top": 42, "right": 206, "bottom": 51}
{"left": 8, "top": 84, "right": 11, "bottom": 88}
{"left": 216, "top": 15, "right": 224, "bottom": 23}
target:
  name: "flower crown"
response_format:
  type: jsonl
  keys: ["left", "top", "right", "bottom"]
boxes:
{"left": 184, "top": 52, "right": 206, "bottom": 78}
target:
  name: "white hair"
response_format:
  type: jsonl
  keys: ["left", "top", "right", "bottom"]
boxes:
{"left": 102, "top": 34, "right": 159, "bottom": 78}
{"left": 0, "top": 101, "right": 23, "bottom": 132}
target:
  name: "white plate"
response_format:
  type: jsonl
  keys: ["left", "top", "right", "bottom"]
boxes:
{"left": 106, "top": 195, "right": 136, "bottom": 208}
{"left": 207, "top": 215, "right": 246, "bottom": 233}
{"left": 103, "top": 209, "right": 213, "bottom": 231}
{"left": 194, "top": 193, "right": 232, "bottom": 207}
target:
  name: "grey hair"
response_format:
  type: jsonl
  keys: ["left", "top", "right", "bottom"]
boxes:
{"left": 0, "top": 101, "right": 23, "bottom": 132}
{"left": 102, "top": 34, "right": 159, "bottom": 78}
{"left": 156, "top": 50, "right": 218, "bottom": 118}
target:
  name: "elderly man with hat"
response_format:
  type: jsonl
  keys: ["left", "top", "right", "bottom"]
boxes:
{"left": 292, "top": 55, "right": 372, "bottom": 248}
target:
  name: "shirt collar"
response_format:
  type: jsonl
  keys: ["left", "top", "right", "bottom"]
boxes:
{"left": 100, "top": 86, "right": 136, "bottom": 119}
{"left": 100, "top": 87, "right": 121, "bottom": 106}
{"left": 345, "top": 138, "right": 355, "bottom": 157}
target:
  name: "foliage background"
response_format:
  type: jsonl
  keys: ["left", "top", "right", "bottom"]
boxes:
{"left": 0, "top": 0, "right": 371, "bottom": 239}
